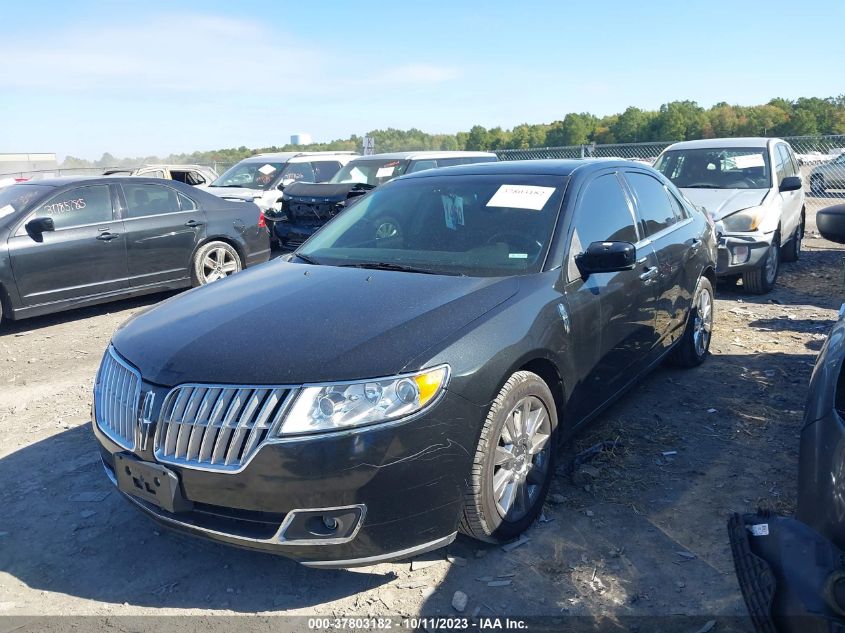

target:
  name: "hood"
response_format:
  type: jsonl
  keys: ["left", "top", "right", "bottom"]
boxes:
{"left": 284, "top": 181, "right": 362, "bottom": 202}
{"left": 112, "top": 262, "right": 519, "bottom": 386}
{"left": 680, "top": 188, "right": 768, "bottom": 221}
{"left": 204, "top": 186, "right": 266, "bottom": 202}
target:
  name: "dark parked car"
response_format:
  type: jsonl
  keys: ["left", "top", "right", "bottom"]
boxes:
{"left": 0, "top": 177, "right": 270, "bottom": 325}
{"left": 92, "top": 160, "right": 716, "bottom": 567}
{"left": 729, "top": 204, "right": 845, "bottom": 633}
{"left": 267, "top": 151, "right": 498, "bottom": 249}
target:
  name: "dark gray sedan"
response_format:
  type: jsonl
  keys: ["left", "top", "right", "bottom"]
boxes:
{"left": 0, "top": 177, "right": 270, "bottom": 324}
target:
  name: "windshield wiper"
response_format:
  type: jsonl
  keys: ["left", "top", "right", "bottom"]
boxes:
{"left": 294, "top": 253, "right": 321, "bottom": 265}
{"left": 682, "top": 184, "right": 719, "bottom": 189}
{"left": 338, "top": 262, "right": 441, "bottom": 275}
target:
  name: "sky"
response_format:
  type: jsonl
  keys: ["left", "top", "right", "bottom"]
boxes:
{"left": 2, "top": 0, "right": 843, "bottom": 160}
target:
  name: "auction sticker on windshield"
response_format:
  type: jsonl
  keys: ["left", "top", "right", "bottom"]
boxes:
{"left": 375, "top": 166, "right": 395, "bottom": 178}
{"left": 0, "top": 204, "right": 13, "bottom": 219}
{"left": 487, "top": 184, "right": 556, "bottom": 210}
{"left": 258, "top": 164, "right": 277, "bottom": 176}
{"left": 731, "top": 154, "right": 765, "bottom": 169}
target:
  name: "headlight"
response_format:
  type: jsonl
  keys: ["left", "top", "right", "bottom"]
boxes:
{"left": 278, "top": 366, "right": 450, "bottom": 435}
{"left": 721, "top": 206, "right": 766, "bottom": 232}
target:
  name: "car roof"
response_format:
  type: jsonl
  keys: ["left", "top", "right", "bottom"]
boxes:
{"left": 350, "top": 151, "right": 498, "bottom": 161}
{"left": 398, "top": 159, "right": 646, "bottom": 179}
{"left": 664, "top": 137, "right": 781, "bottom": 151}
{"left": 242, "top": 151, "right": 358, "bottom": 163}
{"left": 16, "top": 176, "right": 195, "bottom": 188}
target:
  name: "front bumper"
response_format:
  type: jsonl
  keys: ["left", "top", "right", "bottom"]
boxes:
{"left": 93, "top": 390, "right": 481, "bottom": 567}
{"left": 716, "top": 231, "right": 774, "bottom": 275}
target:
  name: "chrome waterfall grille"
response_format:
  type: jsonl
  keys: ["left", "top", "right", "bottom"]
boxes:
{"left": 154, "top": 386, "right": 295, "bottom": 470}
{"left": 94, "top": 347, "right": 143, "bottom": 450}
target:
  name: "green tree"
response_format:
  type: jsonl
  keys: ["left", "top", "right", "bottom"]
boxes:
{"left": 465, "top": 125, "right": 490, "bottom": 151}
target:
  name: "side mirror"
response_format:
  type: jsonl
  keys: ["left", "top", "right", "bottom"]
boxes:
{"left": 25, "top": 217, "right": 55, "bottom": 241}
{"left": 780, "top": 176, "right": 803, "bottom": 192}
{"left": 575, "top": 241, "right": 636, "bottom": 279}
{"left": 817, "top": 204, "right": 845, "bottom": 244}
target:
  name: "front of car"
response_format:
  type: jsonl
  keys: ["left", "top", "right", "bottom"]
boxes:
{"left": 204, "top": 156, "right": 298, "bottom": 213}
{"left": 268, "top": 156, "right": 410, "bottom": 249}
{"left": 91, "top": 166, "right": 568, "bottom": 566}
{"left": 654, "top": 142, "right": 779, "bottom": 277}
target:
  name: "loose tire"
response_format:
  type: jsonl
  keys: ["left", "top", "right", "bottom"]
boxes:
{"left": 780, "top": 213, "right": 804, "bottom": 263}
{"left": 668, "top": 276, "right": 714, "bottom": 368}
{"left": 741, "top": 233, "right": 780, "bottom": 295}
{"left": 192, "top": 241, "right": 242, "bottom": 287}
{"left": 810, "top": 174, "right": 825, "bottom": 196}
{"left": 460, "top": 371, "right": 557, "bottom": 543}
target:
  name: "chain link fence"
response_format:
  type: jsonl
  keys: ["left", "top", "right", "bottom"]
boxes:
{"left": 496, "top": 135, "right": 845, "bottom": 214}
{"left": 0, "top": 162, "right": 234, "bottom": 182}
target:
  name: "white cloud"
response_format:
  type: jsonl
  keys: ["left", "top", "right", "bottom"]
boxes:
{"left": 0, "top": 13, "right": 460, "bottom": 95}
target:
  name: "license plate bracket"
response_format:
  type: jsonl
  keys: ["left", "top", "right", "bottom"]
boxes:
{"left": 115, "top": 453, "right": 193, "bottom": 513}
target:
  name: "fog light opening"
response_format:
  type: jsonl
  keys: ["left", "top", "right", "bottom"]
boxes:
{"left": 278, "top": 505, "right": 366, "bottom": 544}
{"left": 730, "top": 245, "right": 750, "bottom": 265}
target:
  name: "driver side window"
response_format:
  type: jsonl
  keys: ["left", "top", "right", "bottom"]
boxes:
{"left": 567, "top": 174, "right": 639, "bottom": 282}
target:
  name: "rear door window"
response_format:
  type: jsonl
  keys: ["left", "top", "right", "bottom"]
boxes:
{"left": 34, "top": 185, "right": 114, "bottom": 229}
{"left": 123, "top": 183, "right": 180, "bottom": 218}
{"left": 625, "top": 172, "right": 679, "bottom": 237}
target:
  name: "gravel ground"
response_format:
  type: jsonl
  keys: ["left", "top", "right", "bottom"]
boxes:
{"left": 0, "top": 206, "right": 843, "bottom": 631}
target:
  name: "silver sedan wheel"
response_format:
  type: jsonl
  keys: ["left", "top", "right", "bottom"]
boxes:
{"left": 492, "top": 395, "right": 551, "bottom": 521}
{"left": 200, "top": 247, "right": 240, "bottom": 284}
{"left": 693, "top": 285, "right": 713, "bottom": 357}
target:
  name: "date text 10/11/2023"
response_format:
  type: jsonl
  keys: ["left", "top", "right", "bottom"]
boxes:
{"left": 306, "top": 617, "right": 529, "bottom": 630}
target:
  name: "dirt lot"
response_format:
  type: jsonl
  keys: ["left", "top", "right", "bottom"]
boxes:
{"left": 1, "top": 203, "right": 843, "bottom": 631}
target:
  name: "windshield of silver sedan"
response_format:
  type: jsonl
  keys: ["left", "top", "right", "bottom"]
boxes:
{"left": 297, "top": 174, "right": 567, "bottom": 277}
{"left": 329, "top": 159, "right": 410, "bottom": 186}
{"left": 654, "top": 148, "right": 772, "bottom": 189}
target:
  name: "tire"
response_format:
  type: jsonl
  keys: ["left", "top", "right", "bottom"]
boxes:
{"left": 810, "top": 174, "right": 825, "bottom": 196}
{"left": 668, "top": 276, "right": 714, "bottom": 368}
{"left": 460, "top": 371, "right": 557, "bottom": 543}
{"left": 780, "top": 213, "right": 804, "bottom": 263}
{"left": 741, "top": 233, "right": 780, "bottom": 295}
{"left": 192, "top": 241, "right": 242, "bottom": 287}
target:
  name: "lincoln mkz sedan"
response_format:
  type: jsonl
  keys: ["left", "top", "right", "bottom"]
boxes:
{"left": 92, "top": 160, "right": 717, "bottom": 567}
{"left": 0, "top": 177, "right": 270, "bottom": 325}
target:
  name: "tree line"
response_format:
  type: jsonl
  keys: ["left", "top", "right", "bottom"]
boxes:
{"left": 62, "top": 95, "right": 845, "bottom": 169}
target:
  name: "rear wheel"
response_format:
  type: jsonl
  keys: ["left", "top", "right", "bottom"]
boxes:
{"left": 742, "top": 233, "right": 780, "bottom": 294}
{"left": 192, "top": 241, "right": 242, "bottom": 287}
{"left": 460, "top": 371, "right": 557, "bottom": 543}
{"left": 668, "top": 276, "right": 714, "bottom": 368}
{"left": 781, "top": 213, "right": 804, "bottom": 263}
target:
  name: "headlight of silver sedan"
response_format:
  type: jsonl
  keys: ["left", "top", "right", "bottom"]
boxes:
{"left": 278, "top": 366, "right": 450, "bottom": 435}
{"left": 721, "top": 206, "right": 766, "bottom": 232}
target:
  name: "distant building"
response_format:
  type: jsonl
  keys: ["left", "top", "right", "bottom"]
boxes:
{"left": 0, "top": 153, "right": 58, "bottom": 176}
{"left": 290, "top": 133, "right": 312, "bottom": 146}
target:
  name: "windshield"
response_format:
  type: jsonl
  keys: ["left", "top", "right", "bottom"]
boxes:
{"left": 298, "top": 174, "right": 566, "bottom": 277}
{"left": 209, "top": 161, "right": 287, "bottom": 190}
{"left": 654, "top": 148, "right": 772, "bottom": 189}
{"left": 329, "top": 159, "right": 409, "bottom": 186}
{"left": 0, "top": 184, "right": 52, "bottom": 221}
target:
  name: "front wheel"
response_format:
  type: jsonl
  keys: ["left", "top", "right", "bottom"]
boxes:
{"left": 460, "top": 371, "right": 557, "bottom": 543}
{"left": 742, "top": 235, "right": 780, "bottom": 294}
{"left": 192, "top": 241, "right": 242, "bottom": 287}
{"left": 668, "top": 276, "right": 714, "bottom": 368}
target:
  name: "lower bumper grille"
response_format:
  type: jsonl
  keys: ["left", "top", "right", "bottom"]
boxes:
{"left": 154, "top": 385, "right": 295, "bottom": 471}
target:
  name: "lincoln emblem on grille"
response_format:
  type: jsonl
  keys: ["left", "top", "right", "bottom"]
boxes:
{"left": 139, "top": 390, "right": 157, "bottom": 451}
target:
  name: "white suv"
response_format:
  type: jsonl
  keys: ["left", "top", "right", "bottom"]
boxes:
{"left": 203, "top": 152, "right": 358, "bottom": 213}
{"left": 654, "top": 138, "right": 805, "bottom": 293}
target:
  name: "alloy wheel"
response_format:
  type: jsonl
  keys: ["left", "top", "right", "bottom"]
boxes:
{"left": 693, "top": 286, "right": 713, "bottom": 357}
{"left": 492, "top": 395, "right": 551, "bottom": 521}
{"left": 201, "top": 247, "right": 239, "bottom": 283}
{"left": 764, "top": 242, "right": 779, "bottom": 285}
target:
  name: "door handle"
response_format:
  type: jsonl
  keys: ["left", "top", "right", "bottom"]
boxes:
{"left": 96, "top": 232, "right": 120, "bottom": 241}
{"left": 639, "top": 266, "right": 658, "bottom": 282}
{"left": 185, "top": 220, "right": 204, "bottom": 228}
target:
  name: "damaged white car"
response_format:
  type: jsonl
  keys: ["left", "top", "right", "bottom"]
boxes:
{"left": 655, "top": 137, "right": 805, "bottom": 294}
